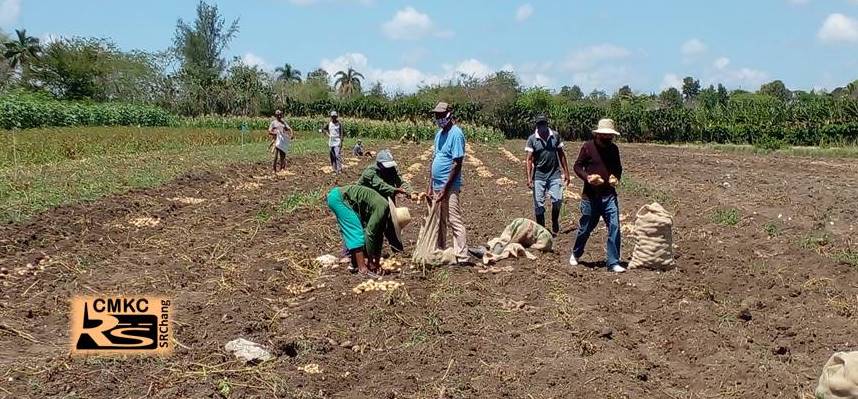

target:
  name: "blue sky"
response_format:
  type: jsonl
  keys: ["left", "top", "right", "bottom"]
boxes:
{"left": 2, "top": 0, "right": 858, "bottom": 93}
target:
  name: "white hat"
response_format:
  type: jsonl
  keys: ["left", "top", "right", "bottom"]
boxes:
{"left": 593, "top": 118, "right": 621, "bottom": 136}
{"left": 330, "top": 111, "right": 338, "bottom": 117}
{"left": 388, "top": 198, "right": 412, "bottom": 244}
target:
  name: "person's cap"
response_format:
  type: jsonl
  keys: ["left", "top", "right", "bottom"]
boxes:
{"left": 534, "top": 115, "right": 548, "bottom": 125}
{"left": 274, "top": 109, "right": 283, "bottom": 115}
{"left": 330, "top": 111, "right": 338, "bottom": 117}
{"left": 376, "top": 149, "right": 397, "bottom": 168}
{"left": 431, "top": 102, "right": 451, "bottom": 113}
{"left": 593, "top": 118, "right": 621, "bottom": 136}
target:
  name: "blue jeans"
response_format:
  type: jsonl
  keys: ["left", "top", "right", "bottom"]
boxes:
{"left": 533, "top": 178, "right": 563, "bottom": 232}
{"left": 573, "top": 195, "right": 621, "bottom": 267}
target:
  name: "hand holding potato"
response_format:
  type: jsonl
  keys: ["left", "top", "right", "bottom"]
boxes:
{"left": 587, "top": 174, "right": 605, "bottom": 186}
{"left": 608, "top": 175, "right": 619, "bottom": 187}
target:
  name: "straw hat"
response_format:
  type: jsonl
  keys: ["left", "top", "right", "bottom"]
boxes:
{"left": 388, "top": 198, "right": 412, "bottom": 243}
{"left": 593, "top": 118, "right": 621, "bottom": 135}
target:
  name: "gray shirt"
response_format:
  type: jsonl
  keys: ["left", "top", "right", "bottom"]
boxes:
{"left": 525, "top": 129, "right": 564, "bottom": 181}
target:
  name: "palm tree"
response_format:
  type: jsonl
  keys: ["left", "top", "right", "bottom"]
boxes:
{"left": 334, "top": 68, "right": 364, "bottom": 97}
{"left": 275, "top": 63, "right": 302, "bottom": 83}
{"left": 3, "top": 29, "right": 42, "bottom": 71}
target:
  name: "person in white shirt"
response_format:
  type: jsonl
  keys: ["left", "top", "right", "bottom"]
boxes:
{"left": 321, "top": 111, "right": 345, "bottom": 174}
{"left": 268, "top": 110, "right": 293, "bottom": 173}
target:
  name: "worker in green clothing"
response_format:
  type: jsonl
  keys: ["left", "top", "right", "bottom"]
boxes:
{"left": 358, "top": 149, "right": 418, "bottom": 202}
{"left": 326, "top": 185, "right": 411, "bottom": 275}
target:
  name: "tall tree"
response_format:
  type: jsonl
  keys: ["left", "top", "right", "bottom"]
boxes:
{"left": 659, "top": 87, "right": 683, "bottom": 109}
{"left": 334, "top": 67, "right": 364, "bottom": 97}
{"left": 307, "top": 68, "right": 330, "bottom": 84}
{"left": 617, "top": 85, "right": 634, "bottom": 99}
{"left": 3, "top": 29, "right": 42, "bottom": 73}
{"left": 559, "top": 85, "right": 584, "bottom": 101}
{"left": 367, "top": 81, "right": 387, "bottom": 99}
{"left": 758, "top": 80, "right": 791, "bottom": 102}
{"left": 275, "top": 63, "right": 301, "bottom": 82}
{"left": 681, "top": 76, "right": 700, "bottom": 102}
{"left": 173, "top": 1, "right": 239, "bottom": 84}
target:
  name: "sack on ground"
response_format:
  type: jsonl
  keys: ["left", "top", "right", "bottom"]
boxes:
{"left": 817, "top": 352, "right": 858, "bottom": 399}
{"left": 483, "top": 218, "right": 553, "bottom": 264}
{"left": 628, "top": 202, "right": 675, "bottom": 271}
{"left": 412, "top": 202, "right": 457, "bottom": 266}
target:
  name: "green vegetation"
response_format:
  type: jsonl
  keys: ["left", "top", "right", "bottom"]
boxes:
{"left": 763, "top": 221, "right": 783, "bottom": 238}
{"left": 0, "top": 128, "right": 348, "bottom": 223}
{"left": 712, "top": 208, "right": 740, "bottom": 226}
{"left": 0, "top": 92, "right": 175, "bottom": 129}
{"left": 835, "top": 251, "right": 858, "bottom": 267}
{"left": 618, "top": 176, "right": 673, "bottom": 205}
{"left": 2, "top": 2, "right": 857, "bottom": 147}
{"left": 800, "top": 230, "right": 832, "bottom": 252}
{"left": 276, "top": 189, "right": 322, "bottom": 214}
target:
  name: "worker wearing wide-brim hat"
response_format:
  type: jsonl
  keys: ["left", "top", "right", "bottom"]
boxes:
{"left": 357, "top": 149, "right": 419, "bottom": 249}
{"left": 326, "top": 184, "right": 412, "bottom": 276}
{"left": 568, "top": 118, "right": 626, "bottom": 273}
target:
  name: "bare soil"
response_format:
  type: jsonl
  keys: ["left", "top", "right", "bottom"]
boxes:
{"left": 1, "top": 141, "right": 857, "bottom": 398}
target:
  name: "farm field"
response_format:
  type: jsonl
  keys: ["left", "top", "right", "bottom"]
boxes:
{"left": 1, "top": 135, "right": 858, "bottom": 398}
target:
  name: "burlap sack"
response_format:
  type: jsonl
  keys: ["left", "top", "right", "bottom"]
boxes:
{"left": 411, "top": 202, "right": 457, "bottom": 267}
{"left": 628, "top": 202, "right": 675, "bottom": 271}
{"left": 483, "top": 218, "right": 553, "bottom": 265}
{"left": 483, "top": 243, "right": 537, "bottom": 265}
{"left": 817, "top": 352, "right": 858, "bottom": 399}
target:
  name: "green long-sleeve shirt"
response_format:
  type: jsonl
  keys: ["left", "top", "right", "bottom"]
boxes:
{"left": 341, "top": 185, "right": 391, "bottom": 258}
{"left": 358, "top": 164, "right": 413, "bottom": 198}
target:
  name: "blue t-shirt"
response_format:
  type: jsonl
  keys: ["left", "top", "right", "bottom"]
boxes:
{"left": 431, "top": 125, "right": 466, "bottom": 191}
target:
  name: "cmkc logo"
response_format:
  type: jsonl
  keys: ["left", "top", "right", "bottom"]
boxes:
{"left": 70, "top": 296, "right": 172, "bottom": 355}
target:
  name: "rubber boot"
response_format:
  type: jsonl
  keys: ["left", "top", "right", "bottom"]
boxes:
{"left": 551, "top": 204, "right": 562, "bottom": 236}
{"left": 536, "top": 212, "right": 546, "bottom": 228}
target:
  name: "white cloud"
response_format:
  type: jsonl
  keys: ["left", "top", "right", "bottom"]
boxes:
{"left": 382, "top": 7, "right": 451, "bottom": 40}
{"left": 707, "top": 65, "right": 769, "bottom": 89}
{"left": 0, "top": 0, "right": 21, "bottom": 27}
{"left": 571, "top": 66, "right": 632, "bottom": 93}
{"left": 446, "top": 59, "right": 493, "bottom": 79}
{"left": 818, "top": 13, "right": 858, "bottom": 43}
{"left": 713, "top": 57, "right": 731, "bottom": 69}
{"left": 681, "top": 38, "right": 707, "bottom": 56}
{"left": 40, "top": 32, "right": 63, "bottom": 45}
{"left": 241, "top": 53, "right": 272, "bottom": 70}
{"left": 516, "top": 4, "right": 534, "bottom": 22}
{"left": 562, "top": 44, "right": 631, "bottom": 72}
{"left": 660, "top": 73, "right": 682, "bottom": 90}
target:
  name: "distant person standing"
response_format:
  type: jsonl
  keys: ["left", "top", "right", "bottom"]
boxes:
{"left": 525, "top": 115, "right": 571, "bottom": 236}
{"left": 427, "top": 102, "right": 471, "bottom": 265}
{"left": 569, "top": 119, "right": 625, "bottom": 273}
{"left": 268, "top": 110, "right": 293, "bottom": 173}
{"left": 321, "top": 111, "right": 344, "bottom": 174}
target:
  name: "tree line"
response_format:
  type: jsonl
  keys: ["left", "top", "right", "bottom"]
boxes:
{"left": 2, "top": 1, "right": 857, "bottom": 146}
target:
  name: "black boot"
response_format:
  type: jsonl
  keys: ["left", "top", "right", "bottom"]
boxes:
{"left": 536, "top": 212, "right": 546, "bottom": 228}
{"left": 551, "top": 205, "right": 561, "bottom": 236}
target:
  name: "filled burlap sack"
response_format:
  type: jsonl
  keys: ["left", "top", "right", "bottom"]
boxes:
{"left": 628, "top": 202, "right": 675, "bottom": 271}
{"left": 411, "top": 202, "right": 458, "bottom": 267}
{"left": 482, "top": 218, "right": 553, "bottom": 265}
{"left": 817, "top": 352, "right": 858, "bottom": 399}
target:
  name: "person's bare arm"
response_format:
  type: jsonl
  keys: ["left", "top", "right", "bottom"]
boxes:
{"left": 557, "top": 147, "right": 571, "bottom": 185}
{"left": 525, "top": 152, "right": 535, "bottom": 189}
{"left": 437, "top": 157, "right": 463, "bottom": 200}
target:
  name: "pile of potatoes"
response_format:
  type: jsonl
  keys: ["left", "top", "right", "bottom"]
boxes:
{"left": 352, "top": 280, "right": 403, "bottom": 294}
